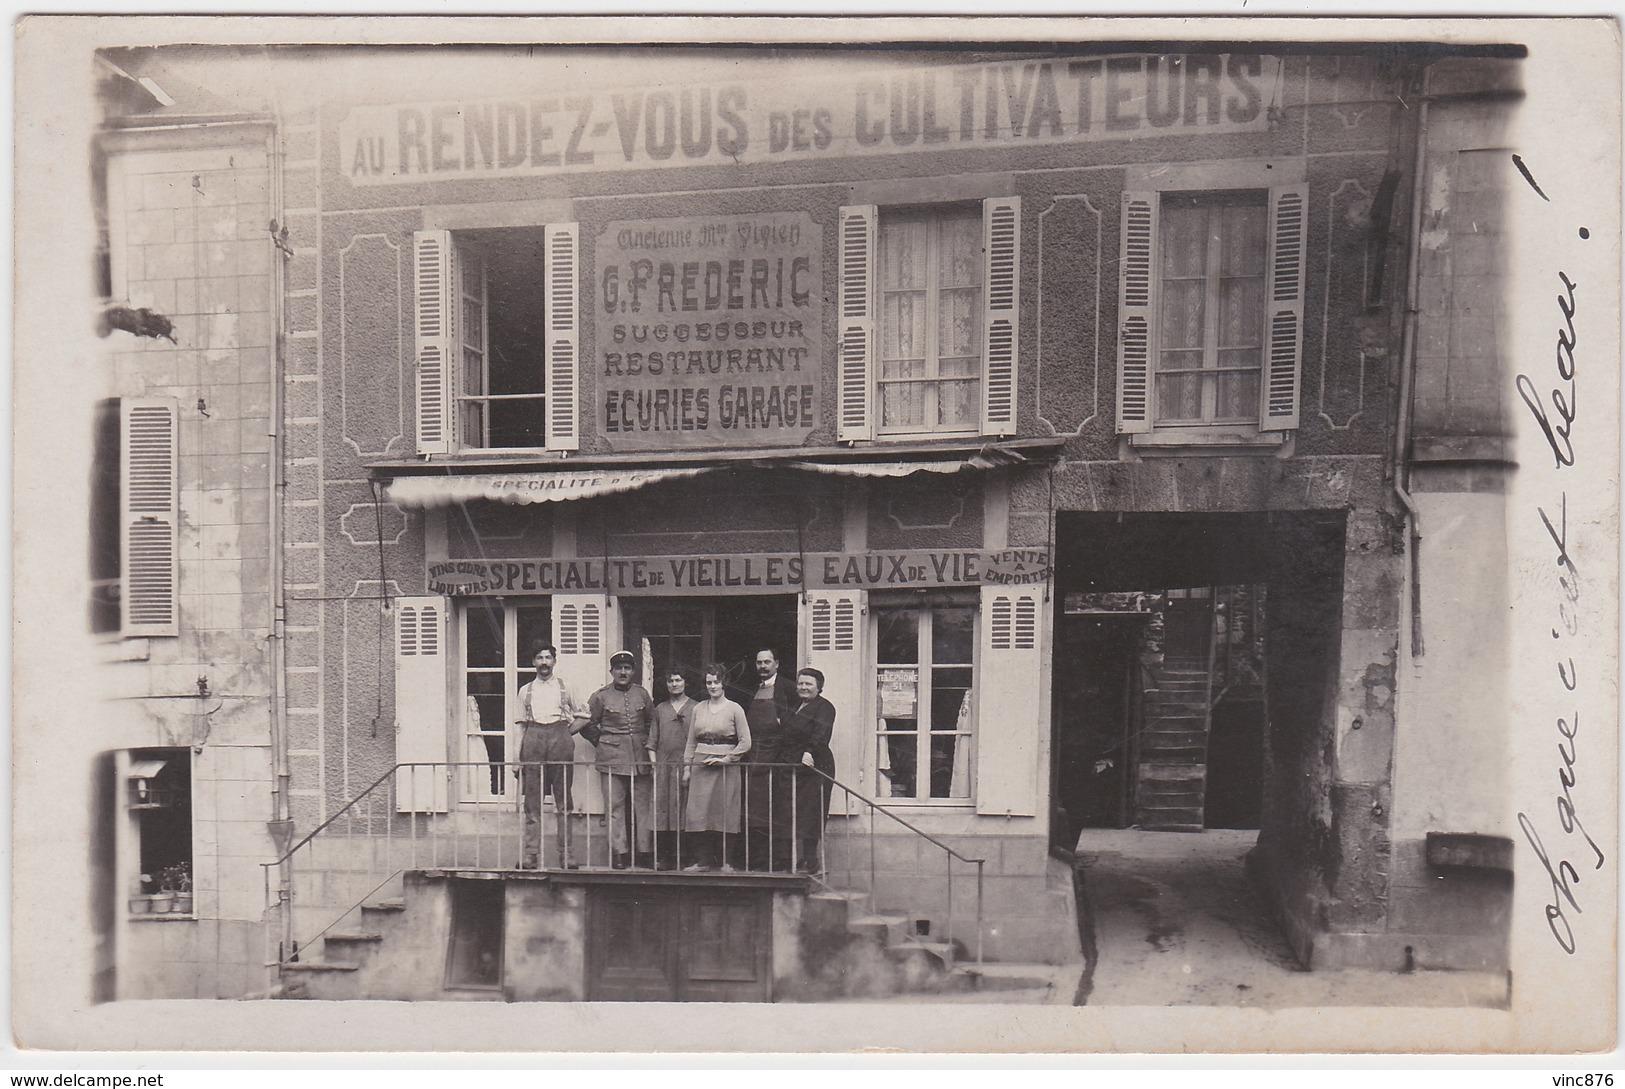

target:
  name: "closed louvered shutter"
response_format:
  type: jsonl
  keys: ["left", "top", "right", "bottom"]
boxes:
{"left": 395, "top": 596, "right": 450, "bottom": 812}
{"left": 544, "top": 222, "right": 580, "bottom": 450}
{"left": 1114, "top": 192, "right": 1158, "bottom": 434}
{"left": 802, "top": 590, "right": 865, "bottom": 793}
{"left": 837, "top": 205, "right": 877, "bottom": 442}
{"left": 981, "top": 196, "right": 1021, "bottom": 436}
{"left": 976, "top": 585, "right": 1044, "bottom": 816}
{"left": 1260, "top": 184, "right": 1307, "bottom": 431}
{"left": 551, "top": 593, "right": 616, "bottom": 814}
{"left": 120, "top": 398, "right": 178, "bottom": 637}
{"left": 414, "top": 230, "right": 460, "bottom": 454}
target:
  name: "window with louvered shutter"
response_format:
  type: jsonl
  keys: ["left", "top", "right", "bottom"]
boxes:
{"left": 803, "top": 590, "right": 865, "bottom": 797}
{"left": 416, "top": 224, "right": 573, "bottom": 452}
{"left": 1116, "top": 182, "right": 1306, "bottom": 442}
{"left": 119, "top": 398, "right": 178, "bottom": 637}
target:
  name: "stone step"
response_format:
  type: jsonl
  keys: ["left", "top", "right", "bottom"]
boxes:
{"left": 888, "top": 938, "right": 956, "bottom": 971}
{"left": 848, "top": 913, "right": 910, "bottom": 944}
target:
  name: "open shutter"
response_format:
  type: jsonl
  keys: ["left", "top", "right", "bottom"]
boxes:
{"left": 981, "top": 196, "right": 1021, "bottom": 436}
{"left": 551, "top": 593, "right": 616, "bottom": 815}
{"left": 544, "top": 222, "right": 581, "bottom": 451}
{"left": 414, "top": 230, "right": 460, "bottom": 454}
{"left": 120, "top": 398, "right": 179, "bottom": 637}
{"left": 1115, "top": 192, "right": 1158, "bottom": 435}
{"left": 395, "top": 596, "right": 450, "bottom": 812}
{"left": 1261, "top": 184, "right": 1307, "bottom": 431}
{"left": 976, "top": 585, "right": 1044, "bottom": 816}
{"left": 837, "top": 204, "right": 877, "bottom": 442}
{"left": 801, "top": 590, "right": 866, "bottom": 793}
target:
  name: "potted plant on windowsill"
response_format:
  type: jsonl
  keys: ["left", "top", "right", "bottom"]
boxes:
{"left": 156, "top": 862, "right": 192, "bottom": 915}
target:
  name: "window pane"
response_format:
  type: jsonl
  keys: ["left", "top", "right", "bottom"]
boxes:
{"left": 881, "top": 359, "right": 927, "bottom": 380}
{"left": 465, "top": 604, "right": 504, "bottom": 668}
{"left": 937, "top": 287, "right": 981, "bottom": 360}
{"left": 1218, "top": 276, "right": 1265, "bottom": 348}
{"left": 929, "top": 735, "right": 971, "bottom": 799}
{"left": 880, "top": 219, "right": 928, "bottom": 290}
{"left": 1220, "top": 203, "right": 1267, "bottom": 277}
{"left": 882, "top": 289, "right": 927, "bottom": 359}
{"left": 488, "top": 397, "right": 546, "bottom": 449}
{"left": 1159, "top": 279, "right": 1206, "bottom": 350}
{"left": 876, "top": 608, "right": 920, "bottom": 664}
{"left": 878, "top": 734, "right": 917, "bottom": 799}
{"left": 515, "top": 605, "right": 552, "bottom": 681}
{"left": 1156, "top": 372, "right": 1204, "bottom": 422}
{"left": 936, "top": 379, "right": 977, "bottom": 427}
{"left": 1160, "top": 204, "right": 1209, "bottom": 278}
{"left": 938, "top": 212, "right": 982, "bottom": 288}
{"left": 932, "top": 606, "right": 974, "bottom": 662}
{"left": 881, "top": 383, "right": 927, "bottom": 429}
{"left": 462, "top": 298, "right": 484, "bottom": 349}
{"left": 930, "top": 672, "right": 972, "bottom": 732}
{"left": 1216, "top": 370, "right": 1260, "bottom": 421}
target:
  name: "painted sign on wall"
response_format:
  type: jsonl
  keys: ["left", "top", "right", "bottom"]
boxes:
{"left": 426, "top": 548, "right": 1050, "bottom": 596}
{"left": 339, "top": 55, "right": 1281, "bottom": 184}
{"left": 594, "top": 212, "right": 822, "bottom": 450}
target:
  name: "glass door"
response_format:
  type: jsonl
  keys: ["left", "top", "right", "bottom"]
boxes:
{"left": 460, "top": 601, "right": 552, "bottom": 805}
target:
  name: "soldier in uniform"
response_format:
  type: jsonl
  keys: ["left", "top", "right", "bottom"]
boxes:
{"left": 585, "top": 650, "right": 655, "bottom": 869}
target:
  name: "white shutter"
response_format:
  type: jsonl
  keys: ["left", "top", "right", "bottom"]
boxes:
{"left": 395, "top": 596, "right": 450, "bottom": 812}
{"left": 837, "top": 204, "right": 877, "bottom": 442}
{"left": 981, "top": 196, "right": 1021, "bottom": 436}
{"left": 1115, "top": 192, "right": 1158, "bottom": 435}
{"left": 551, "top": 593, "right": 616, "bottom": 815}
{"left": 544, "top": 222, "right": 581, "bottom": 451}
{"left": 413, "top": 230, "right": 460, "bottom": 454}
{"left": 120, "top": 398, "right": 179, "bottom": 637}
{"left": 801, "top": 590, "right": 865, "bottom": 793}
{"left": 976, "top": 585, "right": 1044, "bottom": 816}
{"left": 1261, "top": 184, "right": 1307, "bottom": 432}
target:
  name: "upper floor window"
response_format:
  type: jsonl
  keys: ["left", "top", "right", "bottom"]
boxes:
{"left": 414, "top": 223, "right": 579, "bottom": 455}
{"left": 1115, "top": 183, "right": 1306, "bottom": 445}
{"left": 90, "top": 397, "right": 179, "bottom": 637}
{"left": 838, "top": 198, "right": 1020, "bottom": 442}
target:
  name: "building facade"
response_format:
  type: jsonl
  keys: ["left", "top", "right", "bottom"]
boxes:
{"left": 91, "top": 41, "right": 1520, "bottom": 1001}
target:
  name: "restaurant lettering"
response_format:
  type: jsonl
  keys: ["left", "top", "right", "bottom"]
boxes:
{"left": 596, "top": 212, "right": 822, "bottom": 450}
{"left": 340, "top": 55, "right": 1279, "bottom": 184}
{"left": 426, "top": 549, "right": 1050, "bottom": 596}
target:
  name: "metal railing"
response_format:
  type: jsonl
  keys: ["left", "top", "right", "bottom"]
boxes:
{"left": 263, "top": 758, "right": 985, "bottom": 969}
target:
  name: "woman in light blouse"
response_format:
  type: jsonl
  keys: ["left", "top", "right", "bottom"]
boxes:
{"left": 681, "top": 664, "right": 752, "bottom": 871}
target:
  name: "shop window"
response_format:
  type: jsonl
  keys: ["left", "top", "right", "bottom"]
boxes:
{"left": 1116, "top": 185, "right": 1306, "bottom": 444}
{"left": 460, "top": 601, "right": 552, "bottom": 803}
{"left": 90, "top": 397, "right": 179, "bottom": 637}
{"left": 873, "top": 603, "right": 975, "bottom": 803}
{"left": 123, "top": 748, "right": 193, "bottom": 917}
{"left": 837, "top": 198, "right": 1019, "bottom": 442}
{"left": 413, "top": 223, "right": 579, "bottom": 454}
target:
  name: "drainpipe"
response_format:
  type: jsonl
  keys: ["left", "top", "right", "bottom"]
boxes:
{"left": 1394, "top": 63, "right": 1432, "bottom": 657}
{"left": 266, "top": 115, "right": 295, "bottom": 946}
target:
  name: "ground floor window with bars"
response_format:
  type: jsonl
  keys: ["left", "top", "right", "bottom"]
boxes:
{"left": 873, "top": 602, "right": 975, "bottom": 802}
{"left": 461, "top": 601, "right": 552, "bottom": 803}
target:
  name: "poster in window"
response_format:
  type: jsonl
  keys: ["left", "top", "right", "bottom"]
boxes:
{"left": 878, "top": 668, "right": 917, "bottom": 718}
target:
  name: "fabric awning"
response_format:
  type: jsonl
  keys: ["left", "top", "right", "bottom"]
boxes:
{"left": 381, "top": 441, "right": 1057, "bottom": 507}
{"left": 126, "top": 759, "right": 170, "bottom": 780}
{"left": 784, "top": 445, "right": 1039, "bottom": 477}
{"left": 385, "top": 467, "right": 712, "bottom": 508}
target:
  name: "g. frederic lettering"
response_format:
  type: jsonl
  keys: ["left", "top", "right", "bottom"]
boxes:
{"left": 1515, "top": 275, "right": 1605, "bottom": 955}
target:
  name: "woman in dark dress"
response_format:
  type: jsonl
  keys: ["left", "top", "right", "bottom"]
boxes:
{"left": 782, "top": 667, "right": 837, "bottom": 873}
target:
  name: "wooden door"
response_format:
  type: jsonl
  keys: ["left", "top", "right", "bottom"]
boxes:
{"left": 586, "top": 885, "right": 770, "bottom": 1002}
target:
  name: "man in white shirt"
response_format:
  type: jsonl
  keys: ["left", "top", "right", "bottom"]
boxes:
{"left": 515, "top": 645, "right": 586, "bottom": 869}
